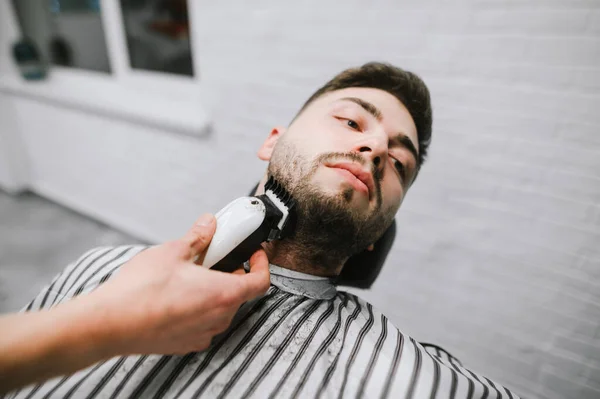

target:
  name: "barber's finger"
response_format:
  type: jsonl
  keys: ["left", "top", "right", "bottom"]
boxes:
{"left": 181, "top": 214, "right": 216, "bottom": 261}
{"left": 237, "top": 249, "right": 270, "bottom": 301}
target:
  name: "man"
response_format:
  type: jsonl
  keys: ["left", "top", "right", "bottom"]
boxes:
{"left": 5, "top": 62, "right": 519, "bottom": 398}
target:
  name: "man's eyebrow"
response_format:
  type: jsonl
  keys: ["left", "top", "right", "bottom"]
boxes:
{"left": 338, "top": 97, "right": 382, "bottom": 121}
{"left": 390, "top": 133, "right": 419, "bottom": 166}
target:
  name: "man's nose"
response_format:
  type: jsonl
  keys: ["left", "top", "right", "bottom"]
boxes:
{"left": 353, "top": 133, "right": 388, "bottom": 175}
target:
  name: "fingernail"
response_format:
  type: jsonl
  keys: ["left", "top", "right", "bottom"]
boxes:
{"left": 197, "top": 214, "right": 213, "bottom": 226}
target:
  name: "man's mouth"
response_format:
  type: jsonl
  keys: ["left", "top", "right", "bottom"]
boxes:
{"left": 325, "top": 162, "right": 375, "bottom": 199}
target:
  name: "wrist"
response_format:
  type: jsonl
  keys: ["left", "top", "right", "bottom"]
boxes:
{"left": 56, "top": 291, "right": 124, "bottom": 362}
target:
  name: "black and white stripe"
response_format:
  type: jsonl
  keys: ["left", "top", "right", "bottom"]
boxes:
{"left": 241, "top": 299, "right": 323, "bottom": 397}
{"left": 8, "top": 245, "right": 520, "bottom": 399}
{"left": 382, "top": 328, "right": 405, "bottom": 398}
{"left": 294, "top": 293, "right": 359, "bottom": 397}
{"left": 108, "top": 355, "right": 149, "bottom": 399}
{"left": 186, "top": 291, "right": 293, "bottom": 398}
{"left": 151, "top": 291, "right": 278, "bottom": 399}
{"left": 315, "top": 294, "right": 363, "bottom": 396}
{"left": 336, "top": 301, "right": 375, "bottom": 398}
{"left": 356, "top": 312, "right": 388, "bottom": 397}
{"left": 216, "top": 296, "right": 309, "bottom": 398}
{"left": 267, "top": 299, "right": 338, "bottom": 398}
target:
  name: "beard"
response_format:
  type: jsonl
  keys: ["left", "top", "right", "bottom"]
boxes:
{"left": 266, "top": 139, "right": 395, "bottom": 275}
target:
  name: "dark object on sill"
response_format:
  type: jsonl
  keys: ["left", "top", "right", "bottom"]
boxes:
{"left": 12, "top": 37, "right": 47, "bottom": 81}
{"left": 50, "top": 36, "right": 73, "bottom": 67}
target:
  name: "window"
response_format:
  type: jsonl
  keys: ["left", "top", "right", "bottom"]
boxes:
{"left": 11, "top": 0, "right": 195, "bottom": 77}
{"left": 4, "top": 0, "right": 206, "bottom": 136}
{"left": 12, "top": 0, "right": 111, "bottom": 73}
{"left": 120, "top": 0, "right": 194, "bottom": 76}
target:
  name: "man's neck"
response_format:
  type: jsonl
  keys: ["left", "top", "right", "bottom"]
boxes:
{"left": 261, "top": 240, "right": 346, "bottom": 278}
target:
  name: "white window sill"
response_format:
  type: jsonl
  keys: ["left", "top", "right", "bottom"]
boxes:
{"left": 0, "top": 70, "right": 210, "bottom": 137}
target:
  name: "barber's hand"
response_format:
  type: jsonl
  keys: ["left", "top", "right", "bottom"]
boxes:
{"left": 90, "top": 213, "right": 271, "bottom": 356}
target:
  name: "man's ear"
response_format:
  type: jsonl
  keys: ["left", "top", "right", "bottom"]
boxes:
{"left": 257, "top": 126, "right": 286, "bottom": 161}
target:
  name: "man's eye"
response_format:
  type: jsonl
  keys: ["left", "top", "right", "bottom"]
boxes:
{"left": 393, "top": 158, "right": 405, "bottom": 179}
{"left": 346, "top": 119, "right": 360, "bottom": 130}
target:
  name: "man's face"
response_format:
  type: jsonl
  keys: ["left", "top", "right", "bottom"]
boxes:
{"left": 259, "top": 87, "right": 419, "bottom": 267}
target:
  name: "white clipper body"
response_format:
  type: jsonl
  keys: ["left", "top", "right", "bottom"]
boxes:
{"left": 202, "top": 197, "right": 266, "bottom": 269}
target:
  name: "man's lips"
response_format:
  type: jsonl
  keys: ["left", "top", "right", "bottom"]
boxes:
{"left": 325, "top": 162, "right": 375, "bottom": 199}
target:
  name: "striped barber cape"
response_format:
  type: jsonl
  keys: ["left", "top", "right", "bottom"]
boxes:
{"left": 6, "top": 245, "right": 520, "bottom": 399}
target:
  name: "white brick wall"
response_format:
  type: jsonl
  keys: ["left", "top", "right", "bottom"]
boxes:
{"left": 1, "top": 1, "right": 599, "bottom": 398}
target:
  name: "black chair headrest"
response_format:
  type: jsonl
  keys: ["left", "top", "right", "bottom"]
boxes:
{"left": 250, "top": 183, "right": 395, "bottom": 288}
{"left": 335, "top": 218, "right": 395, "bottom": 288}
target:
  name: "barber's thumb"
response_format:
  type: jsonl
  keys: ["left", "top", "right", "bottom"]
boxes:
{"left": 182, "top": 213, "right": 216, "bottom": 261}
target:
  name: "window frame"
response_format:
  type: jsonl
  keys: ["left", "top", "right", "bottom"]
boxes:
{"left": 102, "top": 0, "right": 202, "bottom": 95}
{"left": 0, "top": 0, "right": 209, "bottom": 137}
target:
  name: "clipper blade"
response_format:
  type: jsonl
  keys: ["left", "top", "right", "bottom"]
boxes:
{"left": 264, "top": 176, "right": 295, "bottom": 209}
{"left": 263, "top": 176, "right": 297, "bottom": 239}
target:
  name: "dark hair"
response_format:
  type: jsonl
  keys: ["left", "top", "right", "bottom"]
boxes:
{"left": 296, "top": 62, "right": 433, "bottom": 171}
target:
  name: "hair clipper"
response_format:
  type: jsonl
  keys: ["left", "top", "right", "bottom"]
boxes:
{"left": 200, "top": 176, "right": 296, "bottom": 272}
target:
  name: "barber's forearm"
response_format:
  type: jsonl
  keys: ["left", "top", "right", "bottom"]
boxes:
{"left": 0, "top": 294, "right": 119, "bottom": 394}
